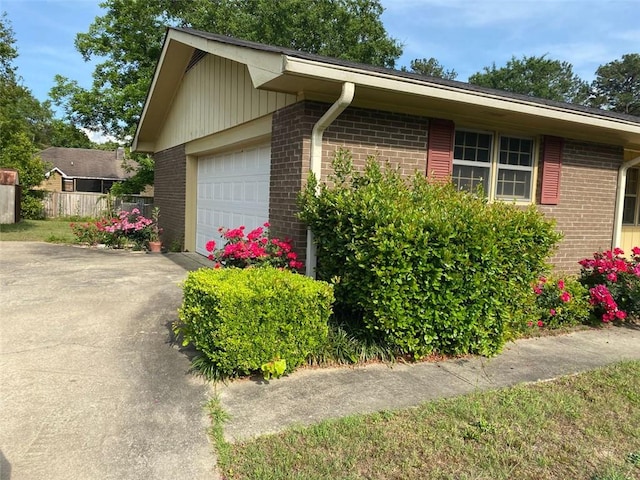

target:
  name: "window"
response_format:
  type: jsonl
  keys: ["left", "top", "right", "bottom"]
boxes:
{"left": 452, "top": 130, "right": 535, "bottom": 201}
{"left": 623, "top": 168, "right": 639, "bottom": 225}
{"left": 62, "top": 179, "right": 74, "bottom": 192}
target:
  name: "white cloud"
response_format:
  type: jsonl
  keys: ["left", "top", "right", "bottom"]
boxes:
{"left": 80, "top": 128, "right": 119, "bottom": 145}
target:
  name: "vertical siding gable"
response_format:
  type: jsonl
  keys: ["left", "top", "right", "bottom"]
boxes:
{"left": 156, "top": 54, "right": 297, "bottom": 152}
{"left": 427, "top": 119, "right": 455, "bottom": 179}
{"left": 540, "top": 136, "right": 564, "bottom": 205}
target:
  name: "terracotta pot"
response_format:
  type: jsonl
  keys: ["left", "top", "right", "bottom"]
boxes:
{"left": 148, "top": 241, "right": 162, "bottom": 253}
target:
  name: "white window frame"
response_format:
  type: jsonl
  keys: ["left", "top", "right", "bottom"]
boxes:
{"left": 453, "top": 129, "right": 538, "bottom": 203}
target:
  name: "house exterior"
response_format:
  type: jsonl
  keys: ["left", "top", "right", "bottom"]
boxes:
{"left": 133, "top": 27, "right": 640, "bottom": 274}
{"left": 38, "top": 147, "right": 132, "bottom": 193}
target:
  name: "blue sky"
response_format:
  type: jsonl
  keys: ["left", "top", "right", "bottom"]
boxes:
{"left": 2, "top": 0, "right": 639, "bottom": 106}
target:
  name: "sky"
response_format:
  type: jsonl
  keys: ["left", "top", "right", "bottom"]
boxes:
{"left": 2, "top": 0, "right": 639, "bottom": 111}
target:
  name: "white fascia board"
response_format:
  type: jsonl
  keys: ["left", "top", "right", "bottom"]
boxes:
{"left": 47, "top": 167, "right": 67, "bottom": 177}
{"left": 282, "top": 56, "right": 640, "bottom": 137}
{"left": 247, "top": 65, "right": 284, "bottom": 88}
{"left": 170, "top": 30, "right": 285, "bottom": 79}
{"left": 71, "top": 176, "right": 125, "bottom": 180}
{"left": 132, "top": 31, "right": 177, "bottom": 152}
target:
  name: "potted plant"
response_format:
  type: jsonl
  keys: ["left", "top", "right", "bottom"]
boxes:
{"left": 147, "top": 207, "right": 162, "bottom": 253}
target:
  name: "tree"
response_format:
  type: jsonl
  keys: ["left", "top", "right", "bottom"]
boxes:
{"left": 403, "top": 57, "right": 457, "bottom": 80}
{"left": 50, "top": 0, "right": 402, "bottom": 196}
{"left": 51, "top": 0, "right": 402, "bottom": 140}
{"left": 0, "top": 13, "right": 95, "bottom": 218}
{"left": 110, "top": 156, "right": 154, "bottom": 196}
{"left": 590, "top": 53, "right": 640, "bottom": 116}
{"left": 0, "top": 13, "right": 47, "bottom": 190}
{"left": 42, "top": 119, "right": 93, "bottom": 149}
{"left": 468, "top": 55, "right": 589, "bottom": 104}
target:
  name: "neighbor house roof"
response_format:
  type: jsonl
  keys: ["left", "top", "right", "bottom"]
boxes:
{"left": 40, "top": 147, "right": 133, "bottom": 180}
{"left": 134, "top": 27, "right": 640, "bottom": 152}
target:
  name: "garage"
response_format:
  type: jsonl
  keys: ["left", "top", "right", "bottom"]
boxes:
{"left": 195, "top": 144, "right": 271, "bottom": 255}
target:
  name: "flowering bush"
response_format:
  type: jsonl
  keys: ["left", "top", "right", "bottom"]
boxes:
{"left": 531, "top": 276, "right": 590, "bottom": 329}
{"left": 578, "top": 248, "right": 640, "bottom": 322}
{"left": 70, "top": 221, "right": 105, "bottom": 246}
{"left": 205, "top": 222, "right": 304, "bottom": 271}
{"left": 70, "top": 208, "right": 159, "bottom": 250}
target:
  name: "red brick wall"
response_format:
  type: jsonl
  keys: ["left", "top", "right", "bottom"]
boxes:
{"left": 270, "top": 101, "right": 430, "bottom": 262}
{"left": 269, "top": 102, "right": 315, "bottom": 256}
{"left": 153, "top": 144, "right": 186, "bottom": 249}
{"left": 321, "top": 105, "right": 429, "bottom": 178}
{"left": 538, "top": 140, "right": 623, "bottom": 273}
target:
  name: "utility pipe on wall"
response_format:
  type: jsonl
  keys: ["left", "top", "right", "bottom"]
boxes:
{"left": 306, "top": 82, "right": 355, "bottom": 278}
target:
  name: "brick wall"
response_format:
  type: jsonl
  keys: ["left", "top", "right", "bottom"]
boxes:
{"left": 269, "top": 102, "right": 315, "bottom": 256}
{"left": 321, "top": 104, "right": 429, "bottom": 179}
{"left": 270, "top": 100, "right": 430, "bottom": 262}
{"left": 153, "top": 144, "right": 186, "bottom": 249}
{"left": 538, "top": 140, "right": 623, "bottom": 273}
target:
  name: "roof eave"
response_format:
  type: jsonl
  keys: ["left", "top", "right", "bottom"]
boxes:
{"left": 280, "top": 56, "right": 640, "bottom": 148}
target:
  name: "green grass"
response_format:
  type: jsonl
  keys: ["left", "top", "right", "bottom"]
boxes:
{"left": 213, "top": 361, "right": 640, "bottom": 480}
{"left": 0, "top": 219, "right": 76, "bottom": 243}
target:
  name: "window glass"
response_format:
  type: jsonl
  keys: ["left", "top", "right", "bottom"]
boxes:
{"left": 496, "top": 169, "right": 531, "bottom": 199}
{"left": 452, "top": 131, "right": 493, "bottom": 194}
{"left": 455, "top": 131, "right": 492, "bottom": 163}
{"left": 623, "top": 169, "right": 639, "bottom": 225}
{"left": 452, "top": 164, "right": 490, "bottom": 195}
{"left": 496, "top": 135, "right": 534, "bottom": 200}
{"left": 453, "top": 130, "right": 535, "bottom": 202}
{"left": 499, "top": 137, "right": 533, "bottom": 167}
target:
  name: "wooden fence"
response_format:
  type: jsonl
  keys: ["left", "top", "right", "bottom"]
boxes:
{"left": 42, "top": 192, "right": 154, "bottom": 219}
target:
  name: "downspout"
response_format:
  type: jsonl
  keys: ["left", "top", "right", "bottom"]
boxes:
{"left": 613, "top": 155, "right": 640, "bottom": 249}
{"left": 306, "top": 82, "right": 355, "bottom": 278}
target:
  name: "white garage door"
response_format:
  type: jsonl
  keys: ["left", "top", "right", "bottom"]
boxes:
{"left": 196, "top": 144, "right": 270, "bottom": 256}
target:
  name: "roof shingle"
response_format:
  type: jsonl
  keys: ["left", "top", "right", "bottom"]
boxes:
{"left": 39, "top": 147, "right": 133, "bottom": 179}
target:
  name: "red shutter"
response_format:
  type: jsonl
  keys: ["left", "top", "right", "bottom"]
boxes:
{"left": 427, "top": 119, "right": 455, "bottom": 180}
{"left": 540, "top": 136, "right": 564, "bottom": 205}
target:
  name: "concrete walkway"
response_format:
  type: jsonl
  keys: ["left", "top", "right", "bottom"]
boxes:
{"left": 0, "top": 243, "right": 217, "bottom": 480}
{"left": 217, "top": 325, "right": 640, "bottom": 442}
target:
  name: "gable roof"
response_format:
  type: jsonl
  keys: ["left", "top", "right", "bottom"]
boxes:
{"left": 134, "top": 27, "right": 640, "bottom": 152}
{"left": 39, "top": 147, "right": 133, "bottom": 180}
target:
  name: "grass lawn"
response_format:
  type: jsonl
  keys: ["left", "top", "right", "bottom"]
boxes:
{"left": 0, "top": 219, "right": 76, "bottom": 243}
{"left": 212, "top": 361, "right": 640, "bottom": 480}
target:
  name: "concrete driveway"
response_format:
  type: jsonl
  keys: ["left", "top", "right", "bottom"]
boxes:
{"left": 0, "top": 243, "right": 217, "bottom": 479}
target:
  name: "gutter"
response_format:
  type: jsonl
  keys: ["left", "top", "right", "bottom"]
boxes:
{"left": 305, "top": 82, "right": 355, "bottom": 278}
{"left": 613, "top": 155, "right": 640, "bottom": 249}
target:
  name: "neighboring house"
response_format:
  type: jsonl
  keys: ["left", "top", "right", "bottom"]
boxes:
{"left": 133, "top": 27, "right": 640, "bottom": 273}
{"left": 39, "top": 147, "right": 132, "bottom": 194}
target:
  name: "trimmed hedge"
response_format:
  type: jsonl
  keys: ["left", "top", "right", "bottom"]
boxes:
{"left": 176, "top": 267, "right": 334, "bottom": 379}
{"left": 299, "top": 150, "right": 561, "bottom": 358}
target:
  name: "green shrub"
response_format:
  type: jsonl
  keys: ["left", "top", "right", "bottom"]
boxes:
{"left": 176, "top": 267, "right": 334, "bottom": 379}
{"left": 530, "top": 276, "right": 591, "bottom": 330}
{"left": 299, "top": 149, "right": 561, "bottom": 358}
{"left": 21, "top": 191, "right": 45, "bottom": 219}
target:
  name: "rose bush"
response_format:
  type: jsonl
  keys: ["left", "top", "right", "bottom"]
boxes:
{"left": 579, "top": 248, "right": 640, "bottom": 322}
{"left": 531, "top": 275, "right": 590, "bottom": 329}
{"left": 205, "top": 222, "right": 304, "bottom": 272}
{"left": 70, "top": 208, "right": 158, "bottom": 250}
